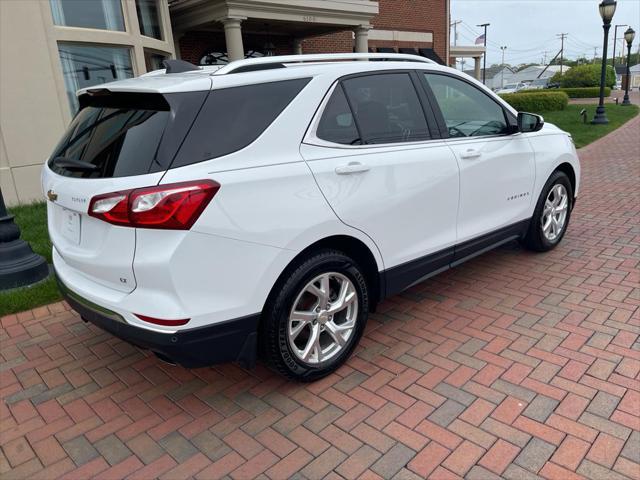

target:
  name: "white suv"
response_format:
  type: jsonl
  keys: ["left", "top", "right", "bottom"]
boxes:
{"left": 42, "top": 53, "right": 580, "bottom": 381}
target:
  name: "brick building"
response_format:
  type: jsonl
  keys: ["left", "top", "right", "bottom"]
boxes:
{"left": 172, "top": 0, "right": 450, "bottom": 66}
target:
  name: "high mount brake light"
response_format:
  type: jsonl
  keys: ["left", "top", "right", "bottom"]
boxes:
{"left": 88, "top": 180, "right": 220, "bottom": 229}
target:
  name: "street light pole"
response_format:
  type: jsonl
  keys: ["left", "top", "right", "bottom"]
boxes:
{"left": 622, "top": 27, "right": 636, "bottom": 105}
{"left": 0, "top": 188, "right": 49, "bottom": 290}
{"left": 477, "top": 23, "right": 490, "bottom": 84}
{"left": 592, "top": 0, "right": 617, "bottom": 125}
{"left": 500, "top": 46, "right": 507, "bottom": 88}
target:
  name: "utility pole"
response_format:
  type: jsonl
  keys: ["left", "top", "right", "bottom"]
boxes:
{"left": 612, "top": 24, "right": 628, "bottom": 67}
{"left": 500, "top": 46, "right": 507, "bottom": 88}
{"left": 450, "top": 20, "right": 462, "bottom": 46}
{"left": 542, "top": 50, "right": 549, "bottom": 65}
{"left": 593, "top": 46, "right": 599, "bottom": 61}
{"left": 557, "top": 33, "right": 568, "bottom": 74}
{"left": 477, "top": 23, "right": 490, "bottom": 84}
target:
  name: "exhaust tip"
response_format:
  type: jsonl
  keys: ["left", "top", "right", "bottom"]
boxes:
{"left": 154, "top": 352, "right": 177, "bottom": 366}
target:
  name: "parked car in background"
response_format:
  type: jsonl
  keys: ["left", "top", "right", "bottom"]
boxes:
{"left": 496, "top": 82, "right": 526, "bottom": 94}
{"left": 43, "top": 53, "right": 580, "bottom": 381}
{"left": 526, "top": 78, "right": 550, "bottom": 90}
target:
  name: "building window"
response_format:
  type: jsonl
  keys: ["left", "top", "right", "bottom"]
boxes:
{"left": 50, "top": 0, "right": 125, "bottom": 31}
{"left": 135, "top": 0, "right": 163, "bottom": 40}
{"left": 144, "top": 49, "right": 167, "bottom": 71}
{"left": 58, "top": 43, "right": 133, "bottom": 114}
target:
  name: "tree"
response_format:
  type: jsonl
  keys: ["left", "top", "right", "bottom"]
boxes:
{"left": 551, "top": 63, "right": 616, "bottom": 88}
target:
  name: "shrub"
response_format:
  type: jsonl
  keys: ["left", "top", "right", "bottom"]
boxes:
{"left": 558, "top": 87, "right": 611, "bottom": 98}
{"left": 551, "top": 64, "right": 616, "bottom": 88}
{"left": 499, "top": 91, "right": 569, "bottom": 112}
{"left": 518, "top": 87, "right": 611, "bottom": 98}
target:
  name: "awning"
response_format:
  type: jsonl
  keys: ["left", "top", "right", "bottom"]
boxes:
{"left": 419, "top": 48, "right": 445, "bottom": 65}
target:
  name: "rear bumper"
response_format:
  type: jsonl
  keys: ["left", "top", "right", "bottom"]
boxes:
{"left": 56, "top": 272, "right": 259, "bottom": 368}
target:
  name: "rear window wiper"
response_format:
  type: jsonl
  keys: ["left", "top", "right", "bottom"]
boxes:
{"left": 52, "top": 156, "right": 97, "bottom": 171}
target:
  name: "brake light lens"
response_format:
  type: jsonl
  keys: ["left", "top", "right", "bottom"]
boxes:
{"left": 88, "top": 180, "right": 219, "bottom": 229}
{"left": 135, "top": 314, "right": 190, "bottom": 327}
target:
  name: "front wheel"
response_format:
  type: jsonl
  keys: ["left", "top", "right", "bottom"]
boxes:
{"left": 261, "top": 250, "right": 369, "bottom": 382}
{"left": 522, "top": 171, "right": 573, "bottom": 252}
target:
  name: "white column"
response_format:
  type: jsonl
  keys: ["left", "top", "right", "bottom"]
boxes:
{"left": 474, "top": 56, "right": 481, "bottom": 81}
{"left": 293, "top": 38, "right": 303, "bottom": 55}
{"left": 222, "top": 17, "right": 245, "bottom": 62}
{"left": 354, "top": 26, "right": 370, "bottom": 53}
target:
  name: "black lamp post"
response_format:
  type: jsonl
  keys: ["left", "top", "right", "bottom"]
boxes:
{"left": 622, "top": 27, "right": 636, "bottom": 105}
{"left": 592, "top": 0, "right": 617, "bottom": 125}
{"left": 0, "top": 189, "right": 49, "bottom": 290}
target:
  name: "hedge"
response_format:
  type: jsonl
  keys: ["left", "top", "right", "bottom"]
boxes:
{"left": 558, "top": 87, "right": 611, "bottom": 98}
{"left": 499, "top": 91, "right": 569, "bottom": 112}
{"left": 517, "top": 87, "right": 610, "bottom": 98}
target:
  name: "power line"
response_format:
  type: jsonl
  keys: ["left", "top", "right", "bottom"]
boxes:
{"left": 450, "top": 20, "right": 462, "bottom": 47}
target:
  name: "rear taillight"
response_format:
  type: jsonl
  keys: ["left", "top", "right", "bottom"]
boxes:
{"left": 88, "top": 180, "right": 219, "bottom": 229}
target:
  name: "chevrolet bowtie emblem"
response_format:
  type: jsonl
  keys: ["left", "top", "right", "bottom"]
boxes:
{"left": 47, "top": 189, "right": 58, "bottom": 202}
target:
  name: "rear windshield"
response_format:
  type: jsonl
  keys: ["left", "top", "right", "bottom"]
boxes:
{"left": 171, "top": 78, "right": 310, "bottom": 168}
{"left": 48, "top": 92, "right": 206, "bottom": 178}
{"left": 49, "top": 78, "right": 310, "bottom": 178}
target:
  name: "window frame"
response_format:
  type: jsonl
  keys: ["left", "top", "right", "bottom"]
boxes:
{"left": 418, "top": 71, "right": 518, "bottom": 141}
{"left": 305, "top": 69, "right": 443, "bottom": 149}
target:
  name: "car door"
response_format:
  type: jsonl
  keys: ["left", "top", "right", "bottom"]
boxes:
{"left": 421, "top": 72, "right": 535, "bottom": 251}
{"left": 300, "top": 71, "right": 460, "bottom": 295}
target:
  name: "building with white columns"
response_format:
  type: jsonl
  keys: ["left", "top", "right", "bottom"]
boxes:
{"left": 1, "top": 0, "right": 449, "bottom": 205}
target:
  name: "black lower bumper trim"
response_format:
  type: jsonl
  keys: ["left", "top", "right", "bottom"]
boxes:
{"left": 55, "top": 272, "right": 259, "bottom": 368}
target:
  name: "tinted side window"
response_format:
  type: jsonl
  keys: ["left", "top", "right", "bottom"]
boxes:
{"left": 342, "top": 73, "right": 430, "bottom": 144}
{"left": 316, "top": 86, "right": 360, "bottom": 145}
{"left": 424, "top": 74, "right": 509, "bottom": 138}
{"left": 173, "top": 78, "right": 310, "bottom": 167}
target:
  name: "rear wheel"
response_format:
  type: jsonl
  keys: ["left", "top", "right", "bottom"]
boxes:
{"left": 522, "top": 171, "right": 573, "bottom": 252}
{"left": 261, "top": 250, "right": 369, "bottom": 381}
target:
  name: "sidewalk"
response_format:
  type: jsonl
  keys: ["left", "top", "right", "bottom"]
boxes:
{"left": 1, "top": 114, "right": 639, "bottom": 479}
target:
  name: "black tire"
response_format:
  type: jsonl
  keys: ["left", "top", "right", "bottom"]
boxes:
{"left": 261, "top": 249, "right": 369, "bottom": 382}
{"left": 522, "top": 170, "right": 573, "bottom": 252}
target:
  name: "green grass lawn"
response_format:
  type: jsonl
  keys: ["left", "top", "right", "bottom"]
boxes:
{"left": 0, "top": 202, "right": 61, "bottom": 316}
{"left": 542, "top": 104, "right": 639, "bottom": 149}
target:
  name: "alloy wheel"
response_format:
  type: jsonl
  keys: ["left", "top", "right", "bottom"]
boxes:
{"left": 287, "top": 272, "right": 358, "bottom": 365}
{"left": 541, "top": 184, "right": 569, "bottom": 242}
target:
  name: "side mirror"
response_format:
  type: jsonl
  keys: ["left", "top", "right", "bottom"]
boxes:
{"left": 518, "top": 112, "right": 544, "bottom": 133}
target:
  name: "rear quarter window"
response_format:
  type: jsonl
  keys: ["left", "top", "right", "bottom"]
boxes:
{"left": 172, "top": 78, "right": 310, "bottom": 168}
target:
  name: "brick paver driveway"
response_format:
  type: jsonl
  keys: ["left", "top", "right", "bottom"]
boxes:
{"left": 2, "top": 115, "right": 639, "bottom": 480}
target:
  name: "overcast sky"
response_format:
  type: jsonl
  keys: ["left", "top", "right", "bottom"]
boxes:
{"left": 450, "top": 0, "right": 640, "bottom": 67}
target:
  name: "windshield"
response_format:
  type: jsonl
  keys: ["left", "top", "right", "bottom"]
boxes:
{"left": 503, "top": 84, "right": 518, "bottom": 89}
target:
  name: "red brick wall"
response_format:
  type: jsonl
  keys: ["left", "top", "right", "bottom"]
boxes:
{"left": 302, "top": 31, "right": 353, "bottom": 54}
{"left": 372, "top": 0, "right": 448, "bottom": 60}
{"left": 176, "top": 0, "right": 448, "bottom": 63}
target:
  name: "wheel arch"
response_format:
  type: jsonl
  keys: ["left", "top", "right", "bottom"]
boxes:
{"left": 264, "top": 234, "right": 383, "bottom": 314}
{"left": 554, "top": 162, "right": 577, "bottom": 198}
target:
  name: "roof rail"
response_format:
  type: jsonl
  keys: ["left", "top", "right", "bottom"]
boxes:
{"left": 213, "top": 53, "right": 437, "bottom": 75}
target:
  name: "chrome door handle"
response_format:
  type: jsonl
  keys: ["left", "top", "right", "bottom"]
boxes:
{"left": 335, "top": 162, "right": 370, "bottom": 175}
{"left": 460, "top": 148, "right": 482, "bottom": 159}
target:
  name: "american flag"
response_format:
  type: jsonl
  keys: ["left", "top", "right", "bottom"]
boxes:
{"left": 475, "top": 34, "right": 485, "bottom": 45}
